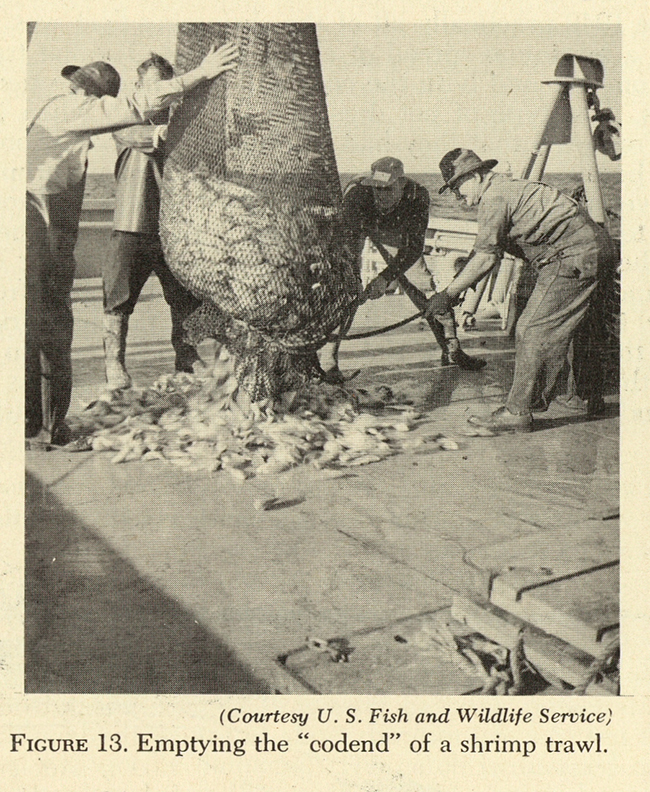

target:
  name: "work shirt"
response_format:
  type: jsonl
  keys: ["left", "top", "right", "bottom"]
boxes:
{"left": 338, "top": 178, "right": 430, "bottom": 280}
{"left": 112, "top": 112, "right": 168, "bottom": 234}
{"left": 474, "top": 173, "right": 589, "bottom": 267}
{"left": 27, "top": 77, "right": 189, "bottom": 196}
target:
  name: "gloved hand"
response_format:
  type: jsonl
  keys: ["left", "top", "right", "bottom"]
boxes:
{"left": 364, "top": 274, "right": 389, "bottom": 301}
{"left": 424, "top": 289, "right": 451, "bottom": 319}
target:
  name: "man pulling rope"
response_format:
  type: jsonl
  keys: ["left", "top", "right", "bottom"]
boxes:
{"left": 319, "top": 157, "right": 485, "bottom": 383}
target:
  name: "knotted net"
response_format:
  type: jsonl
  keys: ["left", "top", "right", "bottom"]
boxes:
{"left": 160, "top": 23, "right": 357, "bottom": 400}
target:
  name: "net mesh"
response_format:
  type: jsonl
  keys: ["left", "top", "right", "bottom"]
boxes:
{"left": 160, "top": 23, "right": 357, "bottom": 400}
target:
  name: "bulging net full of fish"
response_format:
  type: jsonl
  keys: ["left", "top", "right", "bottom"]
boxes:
{"left": 68, "top": 354, "right": 460, "bottom": 475}
{"left": 160, "top": 168, "right": 356, "bottom": 349}
{"left": 160, "top": 23, "right": 358, "bottom": 401}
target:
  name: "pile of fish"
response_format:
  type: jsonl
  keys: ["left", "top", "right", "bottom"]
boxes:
{"left": 68, "top": 355, "right": 459, "bottom": 476}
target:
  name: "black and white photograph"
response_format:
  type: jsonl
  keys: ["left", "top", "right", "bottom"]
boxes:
{"left": 23, "top": 21, "right": 623, "bottom": 699}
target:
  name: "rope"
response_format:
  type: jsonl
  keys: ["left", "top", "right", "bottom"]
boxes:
{"left": 324, "top": 238, "right": 428, "bottom": 342}
{"left": 327, "top": 310, "right": 425, "bottom": 342}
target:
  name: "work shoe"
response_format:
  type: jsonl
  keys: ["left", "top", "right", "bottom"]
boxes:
{"left": 554, "top": 394, "right": 606, "bottom": 417}
{"left": 25, "top": 438, "right": 51, "bottom": 451}
{"left": 175, "top": 346, "right": 201, "bottom": 374}
{"left": 450, "top": 346, "right": 486, "bottom": 371}
{"left": 103, "top": 313, "right": 132, "bottom": 390}
{"left": 468, "top": 406, "right": 533, "bottom": 433}
{"left": 321, "top": 366, "right": 361, "bottom": 385}
{"left": 587, "top": 396, "right": 607, "bottom": 417}
{"left": 554, "top": 394, "right": 588, "bottom": 412}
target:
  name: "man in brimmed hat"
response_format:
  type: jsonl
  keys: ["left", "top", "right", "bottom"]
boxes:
{"left": 26, "top": 42, "right": 238, "bottom": 448}
{"left": 425, "top": 148, "right": 618, "bottom": 432}
{"left": 319, "top": 156, "right": 485, "bottom": 382}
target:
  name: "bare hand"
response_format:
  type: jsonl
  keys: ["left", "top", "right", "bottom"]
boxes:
{"left": 200, "top": 42, "right": 239, "bottom": 80}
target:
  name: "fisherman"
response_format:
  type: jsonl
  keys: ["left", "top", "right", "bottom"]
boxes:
{"left": 425, "top": 148, "right": 618, "bottom": 432}
{"left": 26, "top": 42, "right": 238, "bottom": 447}
{"left": 102, "top": 54, "right": 202, "bottom": 391}
{"left": 319, "top": 156, "right": 485, "bottom": 383}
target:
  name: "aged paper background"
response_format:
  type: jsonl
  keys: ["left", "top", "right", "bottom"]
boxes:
{"left": 3, "top": 2, "right": 649, "bottom": 790}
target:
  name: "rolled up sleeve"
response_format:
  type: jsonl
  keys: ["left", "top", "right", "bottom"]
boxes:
{"left": 475, "top": 190, "right": 509, "bottom": 256}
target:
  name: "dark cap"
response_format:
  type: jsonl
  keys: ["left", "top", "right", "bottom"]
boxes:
{"left": 361, "top": 156, "right": 406, "bottom": 188}
{"left": 438, "top": 148, "right": 498, "bottom": 194}
{"left": 61, "top": 61, "right": 121, "bottom": 98}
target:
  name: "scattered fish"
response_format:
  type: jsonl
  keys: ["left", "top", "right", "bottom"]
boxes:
{"left": 67, "top": 362, "right": 462, "bottom": 478}
{"left": 253, "top": 496, "right": 305, "bottom": 511}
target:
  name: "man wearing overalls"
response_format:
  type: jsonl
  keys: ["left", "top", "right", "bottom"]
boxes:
{"left": 426, "top": 148, "right": 618, "bottom": 432}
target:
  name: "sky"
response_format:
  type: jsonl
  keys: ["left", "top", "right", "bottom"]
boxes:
{"left": 27, "top": 22, "right": 621, "bottom": 176}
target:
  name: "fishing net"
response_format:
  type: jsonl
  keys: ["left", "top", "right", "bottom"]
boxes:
{"left": 160, "top": 23, "right": 358, "bottom": 401}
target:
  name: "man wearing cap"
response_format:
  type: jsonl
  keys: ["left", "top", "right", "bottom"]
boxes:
{"left": 26, "top": 43, "right": 238, "bottom": 447}
{"left": 426, "top": 148, "right": 618, "bottom": 432}
{"left": 102, "top": 54, "right": 202, "bottom": 391}
{"left": 319, "top": 156, "right": 485, "bottom": 382}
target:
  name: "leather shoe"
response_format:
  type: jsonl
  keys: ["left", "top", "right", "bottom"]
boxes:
{"left": 460, "top": 312, "right": 477, "bottom": 331}
{"left": 468, "top": 406, "right": 533, "bottom": 433}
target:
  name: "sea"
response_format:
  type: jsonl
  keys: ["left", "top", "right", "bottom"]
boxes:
{"left": 85, "top": 171, "right": 621, "bottom": 239}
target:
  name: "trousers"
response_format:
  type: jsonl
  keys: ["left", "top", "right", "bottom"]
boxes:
{"left": 103, "top": 231, "right": 201, "bottom": 371}
{"left": 25, "top": 184, "right": 84, "bottom": 442}
{"left": 505, "top": 220, "right": 618, "bottom": 414}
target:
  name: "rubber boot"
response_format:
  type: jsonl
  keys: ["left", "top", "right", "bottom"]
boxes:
{"left": 174, "top": 346, "right": 201, "bottom": 374}
{"left": 392, "top": 275, "right": 485, "bottom": 372}
{"left": 319, "top": 304, "right": 358, "bottom": 385}
{"left": 445, "top": 338, "right": 487, "bottom": 371}
{"left": 103, "top": 313, "right": 132, "bottom": 390}
{"left": 170, "top": 309, "right": 201, "bottom": 373}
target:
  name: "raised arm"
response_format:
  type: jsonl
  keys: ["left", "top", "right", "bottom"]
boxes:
{"left": 54, "top": 42, "right": 239, "bottom": 134}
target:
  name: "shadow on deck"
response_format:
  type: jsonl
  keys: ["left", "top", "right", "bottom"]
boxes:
{"left": 25, "top": 472, "right": 268, "bottom": 694}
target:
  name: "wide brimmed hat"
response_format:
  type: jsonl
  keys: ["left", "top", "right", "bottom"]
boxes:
{"left": 61, "top": 61, "right": 120, "bottom": 98}
{"left": 361, "top": 156, "right": 405, "bottom": 188}
{"left": 438, "top": 148, "right": 498, "bottom": 194}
